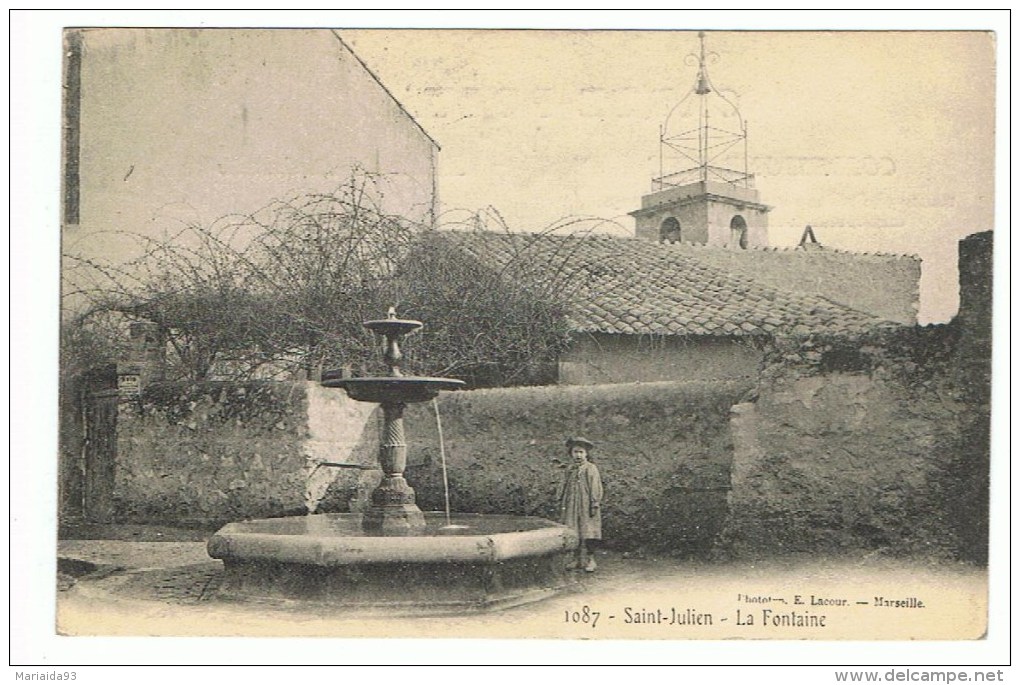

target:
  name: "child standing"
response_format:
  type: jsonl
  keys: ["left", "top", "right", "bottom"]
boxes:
{"left": 558, "top": 437, "right": 604, "bottom": 572}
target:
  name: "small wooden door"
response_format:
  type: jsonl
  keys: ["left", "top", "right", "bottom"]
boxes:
{"left": 83, "top": 389, "right": 118, "bottom": 522}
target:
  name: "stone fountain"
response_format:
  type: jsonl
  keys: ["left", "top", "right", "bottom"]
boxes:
{"left": 207, "top": 309, "right": 578, "bottom": 611}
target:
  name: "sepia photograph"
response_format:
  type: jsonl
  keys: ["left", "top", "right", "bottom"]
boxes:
{"left": 11, "top": 9, "right": 1008, "bottom": 674}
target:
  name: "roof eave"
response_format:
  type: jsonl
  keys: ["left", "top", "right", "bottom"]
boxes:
{"left": 629, "top": 193, "right": 772, "bottom": 218}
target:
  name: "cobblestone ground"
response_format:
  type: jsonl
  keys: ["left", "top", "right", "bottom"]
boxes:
{"left": 55, "top": 533, "right": 989, "bottom": 642}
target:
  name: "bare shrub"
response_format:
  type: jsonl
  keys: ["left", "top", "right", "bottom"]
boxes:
{"left": 62, "top": 174, "right": 617, "bottom": 388}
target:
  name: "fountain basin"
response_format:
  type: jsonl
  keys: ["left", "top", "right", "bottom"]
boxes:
{"left": 320, "top": 375, "right": 465, "bottom": 404}
{"left": 208, "top": 513, "right": 579, "bottom": 612}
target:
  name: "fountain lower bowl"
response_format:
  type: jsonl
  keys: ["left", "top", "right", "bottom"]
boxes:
{"left": 208, "top": 513, "right": 579, "bottom": 612}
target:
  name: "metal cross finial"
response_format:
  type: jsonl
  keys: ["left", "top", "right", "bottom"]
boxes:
{"left": 693, "top": 31, "right": 713, "bottom": 95}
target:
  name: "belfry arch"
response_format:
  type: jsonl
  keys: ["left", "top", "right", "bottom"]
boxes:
{"left": 730, "top": 215, "right": 748, "bottom": 249}
{"left": 660, "top": 217, "right": 682, "bottom": 243}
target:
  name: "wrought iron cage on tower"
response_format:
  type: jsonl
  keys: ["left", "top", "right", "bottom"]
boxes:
{"left": 656, "top": 31, "right": 753, "bottom": 191}
{"left": 632, "top": 31, "right": 769, "bottom": 248}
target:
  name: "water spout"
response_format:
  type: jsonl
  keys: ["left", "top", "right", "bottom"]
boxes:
{"left": 433, "top": 398, "right": 469, "bottom": 531}
{"left": 433, "top": 398, "right": 451, "bottom": 525}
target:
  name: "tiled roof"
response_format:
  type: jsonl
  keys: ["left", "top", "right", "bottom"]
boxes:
{"left": 428, "top": 230, "right": 895, "bottom": 337}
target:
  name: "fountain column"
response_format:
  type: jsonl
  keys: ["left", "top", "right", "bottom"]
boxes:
{"left": 363, "top": 399, "right": 426, "bottom": 532}
{"left": 361, "top": 309, "right": 429, "bottom": 533}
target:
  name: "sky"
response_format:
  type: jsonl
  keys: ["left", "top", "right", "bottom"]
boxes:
{"left": 23, "top": 14, "right": 1000, "bottom": 325}
{"left": 340, "top": 29, "right": 996, "bottom": 324}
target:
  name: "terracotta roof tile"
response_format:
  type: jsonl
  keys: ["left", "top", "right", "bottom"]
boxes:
{"left": 426, "top": 230, "right": 894, "bottom": 337}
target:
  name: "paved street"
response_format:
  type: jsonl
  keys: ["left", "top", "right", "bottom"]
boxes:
{"left": 56, "top": 528, "right": 987, "bottom": 643}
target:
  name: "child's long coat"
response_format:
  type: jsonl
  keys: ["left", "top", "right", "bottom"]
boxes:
{"left": 558, "top": 461, "right": 603, "bottom": 540}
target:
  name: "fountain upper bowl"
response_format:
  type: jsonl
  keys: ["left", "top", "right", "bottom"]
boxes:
{"left": 363, "top": 317, "right": 423, "bottom": 337}
{"left": 321, "top": 374, "right": 465, "bottom": 403}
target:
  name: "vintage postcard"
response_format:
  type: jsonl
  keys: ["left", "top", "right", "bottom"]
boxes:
{"left": 13, "top": 13, "right": 1006, "bottom": 670}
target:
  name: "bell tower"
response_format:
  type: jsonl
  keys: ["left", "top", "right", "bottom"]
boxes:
{"left": 630, "top": 32, "right": 770, "bottom": 247}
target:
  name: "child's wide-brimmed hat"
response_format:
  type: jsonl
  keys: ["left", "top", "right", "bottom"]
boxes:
{"left": 566, "top": 436, "right": 595, "bottom": 451}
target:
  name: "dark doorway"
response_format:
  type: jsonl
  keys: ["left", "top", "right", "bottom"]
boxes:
{"left": 82, "top": 390, "right": 119, "bottom": 522}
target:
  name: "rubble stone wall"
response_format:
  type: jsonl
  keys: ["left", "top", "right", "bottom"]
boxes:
{"left": 404, "top": 380, "right": 750, "bottom": 554}
{"left": 109, "top": 379, "right": 749, "bottom": 554}
{"left": 111, "top": 381, "right": 377, "bottom": 524}
{"left": 720, "top": 328, "right": 985, "bottom": 562}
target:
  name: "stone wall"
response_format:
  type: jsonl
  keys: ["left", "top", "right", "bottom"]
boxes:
{"left": 949, "top": 231, "right": 993, "bottom": 563}
{"left": 403, "top": 381, "right": 750, "bottom": 554}
{"left": 104, "top": 379, "right": 749, "bottom": 554}
{"left": 110, "top": 381, "right": 377, "bottom": 524}
{"left": 955, "top": 231, "right": 993, "bottom": 377}
{"left": 70, "top": 261, "right": 987, "bottom": 562}
{"left": 720, "top": 327, "right": 985, "bottom": 562}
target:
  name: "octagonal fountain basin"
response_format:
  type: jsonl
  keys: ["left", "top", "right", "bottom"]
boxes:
{"left": 320, "top": 374, "right": 465, "bottom": 404}
{"left": 207, "top": 513, "right": 579, "bottom": 612}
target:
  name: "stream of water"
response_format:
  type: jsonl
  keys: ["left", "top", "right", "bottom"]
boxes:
{"left": 433, "top": 398, "right": 453, "bottom": 526}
